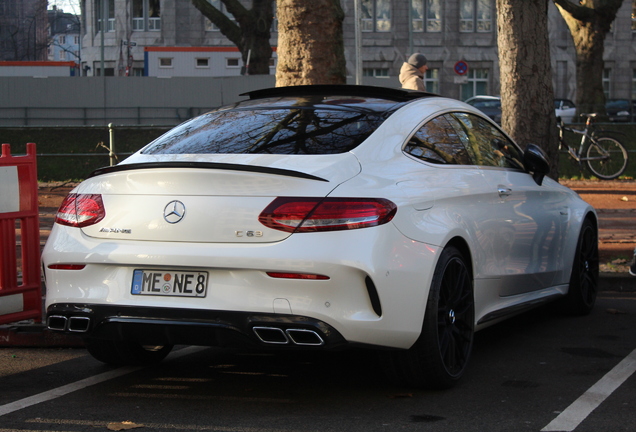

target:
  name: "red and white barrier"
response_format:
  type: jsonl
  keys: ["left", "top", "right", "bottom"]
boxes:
{"left": 0, "top": 143, "right": 42, "bottom": 325}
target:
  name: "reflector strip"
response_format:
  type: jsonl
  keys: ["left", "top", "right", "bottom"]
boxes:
{"left": 47, "top": 264, "right": 86, "bottom": 270}
{"left": 266, "top": 272, "right": 330, "bottom": 280}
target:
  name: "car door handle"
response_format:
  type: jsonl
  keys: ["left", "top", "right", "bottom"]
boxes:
{"left": 497, "top": 187, "right": 512, "bottom": 197}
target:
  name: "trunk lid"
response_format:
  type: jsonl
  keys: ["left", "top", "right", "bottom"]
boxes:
{"left": 76, "top": 154, "right": 359, "bottom": 243}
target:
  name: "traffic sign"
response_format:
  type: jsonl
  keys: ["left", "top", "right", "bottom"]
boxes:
{"left": 454, "top": 60, "right": 468, "bottom": 76}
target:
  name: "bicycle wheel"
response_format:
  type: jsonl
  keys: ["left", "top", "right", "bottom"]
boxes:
{"left": 585, "top": 136, "right": 629, "bottom": 180}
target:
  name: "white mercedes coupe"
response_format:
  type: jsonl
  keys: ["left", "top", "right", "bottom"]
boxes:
{"left": 42, "top": 85, "right": 599, "bottom": 389}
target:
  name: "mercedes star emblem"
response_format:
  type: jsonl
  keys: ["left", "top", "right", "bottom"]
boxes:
{"left": 163, "top": 200, "right": 186, "bottom": 224}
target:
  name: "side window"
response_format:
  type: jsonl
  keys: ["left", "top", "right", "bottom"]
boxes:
{"left": 404, "top": 115, "right": 472, "bottom": 164}
{"left": 450, "top": 112, "right": 524, "bottom": 169}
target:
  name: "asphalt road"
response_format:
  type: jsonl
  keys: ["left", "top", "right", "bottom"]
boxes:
{"left": 1, "top": 293, "right": 635, "bottom": 432}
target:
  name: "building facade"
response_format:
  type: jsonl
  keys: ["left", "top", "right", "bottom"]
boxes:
{"left": 48, "top": 6, "right": 81, "bottom": 64}
{"left": 0, "top": 0, "right": 48, "bottom": 61}
{"left": 77, "top": 0, "right": 636, "bottom": 102}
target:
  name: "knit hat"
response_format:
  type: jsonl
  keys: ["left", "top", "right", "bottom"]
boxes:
{"left": 408, "top": 53, "right": 428, "bottom": 69}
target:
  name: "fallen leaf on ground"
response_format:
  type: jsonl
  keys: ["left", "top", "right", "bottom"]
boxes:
{"left": 107, "top": 421, "right": 144, "bottom": 431}
{"left": 606, "top": 308, "right": 627, "bottom": 315}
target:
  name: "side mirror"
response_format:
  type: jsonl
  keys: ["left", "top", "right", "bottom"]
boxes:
{"left": 523, "top": 144, "right": 550, "bottom": 185}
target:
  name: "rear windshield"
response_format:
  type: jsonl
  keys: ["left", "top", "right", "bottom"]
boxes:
{"left": 142, "top": 99, "right": 395, "bottom": 155}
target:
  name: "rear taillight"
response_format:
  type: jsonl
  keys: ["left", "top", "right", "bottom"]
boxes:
{"left": 258, "top": 197, "right": 397, "bottom": 233}
{"left": 55, "top": 193, "right": 106, "bottom": 228}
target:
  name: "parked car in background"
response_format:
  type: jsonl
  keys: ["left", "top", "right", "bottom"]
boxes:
{"left": 467, "top": 96, "right": 578, "bottom": 124}
{"left": 43, "top": 85, "right": 598, "bottom": 390}
{"left": 606, "top": 99, "right": 632, "bottom": 122}
{"left": 555, "top": 99, "right": 577, "bottom": 123}
{"left": 464, "top": 95, "right": 502, "bottom": 124}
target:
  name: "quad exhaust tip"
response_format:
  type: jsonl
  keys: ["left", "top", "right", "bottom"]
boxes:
{"left": 252, "top": 326, "right": 324, "bottom": 346}
{"left": 47, "top": 315, "right": 91, "bottom": 333}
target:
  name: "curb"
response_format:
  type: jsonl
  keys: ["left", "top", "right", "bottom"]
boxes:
{"left": 1, "top": 274, "right": 634, "bottom": 348}
{"left": 598, "top": 272, "right": 636, "bottom": 293}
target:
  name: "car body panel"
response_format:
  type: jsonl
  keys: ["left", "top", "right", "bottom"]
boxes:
{"left": 42, "top": 86, "right": 597, "bottom": 355}
{"left": 75, "top": 154, "right": 360, "bottom": 243}
{"left": 464, "top": 95, "right": 502, "bottom": 123}
{"left": 43, "top": 221, "right": 436, "bottom": 348}
{"left": 554, "top": 99, "right": 576, "bottom": 123}
{"left": 606, "top": 99, "right": 632, "bottom": 122}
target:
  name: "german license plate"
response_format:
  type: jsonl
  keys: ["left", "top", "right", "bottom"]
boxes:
{"left": 131, "top": 269, "right": 208, "bottom": 297}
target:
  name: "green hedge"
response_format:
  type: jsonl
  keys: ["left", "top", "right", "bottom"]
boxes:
{"left": 1, "top": 126, "right": 170, "bottom": 181}
{"left": 1, "top": 123, "right": 634, "bottom": 182}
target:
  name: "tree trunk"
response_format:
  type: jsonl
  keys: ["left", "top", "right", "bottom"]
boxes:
{"left": 239, "top": 0, "right": 274, "bottom": 74}
{"left": 497, "top": 0, "right": 559, "bottom": 178}
{"left": 275, "top": 0, "right": 346, "bottom": 86}
{"left": 191, "top": 0, "right": 273, "bottom": 75}
{"left": 553, "top": 0, "right": 624, "bottom": 117}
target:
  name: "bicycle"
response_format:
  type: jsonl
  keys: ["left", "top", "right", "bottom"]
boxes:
{"left": 558, "top": 113, "right": 629, "bottom": 180}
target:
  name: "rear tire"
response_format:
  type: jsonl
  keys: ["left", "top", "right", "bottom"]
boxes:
{"left": 85, "top": 338, "right": 173, "bottom": 366}
{"left": 382, "top": 246, "right": 474, "bottom": 389}
{"left": 562, "top": 218, "right": 599, "bottom": 315}
{"left": 586, "top": 137, "right": 628, "bottom": 180}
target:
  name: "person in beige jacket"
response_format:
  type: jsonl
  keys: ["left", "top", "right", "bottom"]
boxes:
{"left": 399, "top": 53, "right": 428, "bottom": 91}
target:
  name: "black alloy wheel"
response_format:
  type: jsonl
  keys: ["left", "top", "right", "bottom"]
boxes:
{"left": 562, "top": 218, "right": 599, "bottom": 315}
{"left": 381, "top": 246, "right": 475, "bottom": 389}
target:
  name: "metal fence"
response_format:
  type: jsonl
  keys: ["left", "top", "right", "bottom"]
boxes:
{"left": 0, "top": 106, "right": 214, "bottom": 126}
{"left": 0, "top": 75, "right": 279, "bottom": 127}
{"left": 0, "top": 75, "right": 397, "bottom": 127}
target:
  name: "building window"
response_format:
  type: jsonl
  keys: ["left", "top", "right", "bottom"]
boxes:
{"left": 632, "top": 69, "right": 636, "bottom": 100}
{"left": 74, "top": 36, "right": 80, "bottom": 44}
{"left": 460, "top": 68, "right": 489, "bottom": 100}
{"left": 196, "top": 58, "right": 209, "bottom": 68}
{"left": 205, "top": 0, "right": 237, "bottom": 31}
{"left": 132, "top": 0, "right": 161, "bottom": 31}
{"left": 411, "top": 0, "right": 441, "bottom": 33}
{"left": 159, "top": 58, "right": 173, "bottom": 68}
{"left": 603, "top": 68, "right": 611, "bottom": 98}
{"left": 424, "top": 68, "right": 439, "bottom": 93}
{"left": 363, "top": 68, "right": 389, "bottom": 78}
{"left": 459, "top": 0, "right": 492, "bottom": 33}
{"left": 361, "top": 0, "right": 391, "bottom": 32}
{"left": 59, "top": 50, "right": 66, "bottom": 60}
{"left": 226, "top": 58, "right": 240, "bottom": 68}
{"left": 59, "top": 35, "right": 66, "bottom": 45}
{"left": 95, "top": 0, "right": 115, "bottom": 32}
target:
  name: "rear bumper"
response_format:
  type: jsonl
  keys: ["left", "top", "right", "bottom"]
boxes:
{"left": 46, "top": 303, "right": 349, "bottom": 349}
{"left": 43, "top": 223, "right": 438, "bottom": 349}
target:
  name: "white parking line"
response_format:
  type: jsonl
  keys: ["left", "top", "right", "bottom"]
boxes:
{"left": 0, "top": 346, "right": 206, "bottom": 417}
{"left": 542, "top": 348, "right": 636, "bottom": 431}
